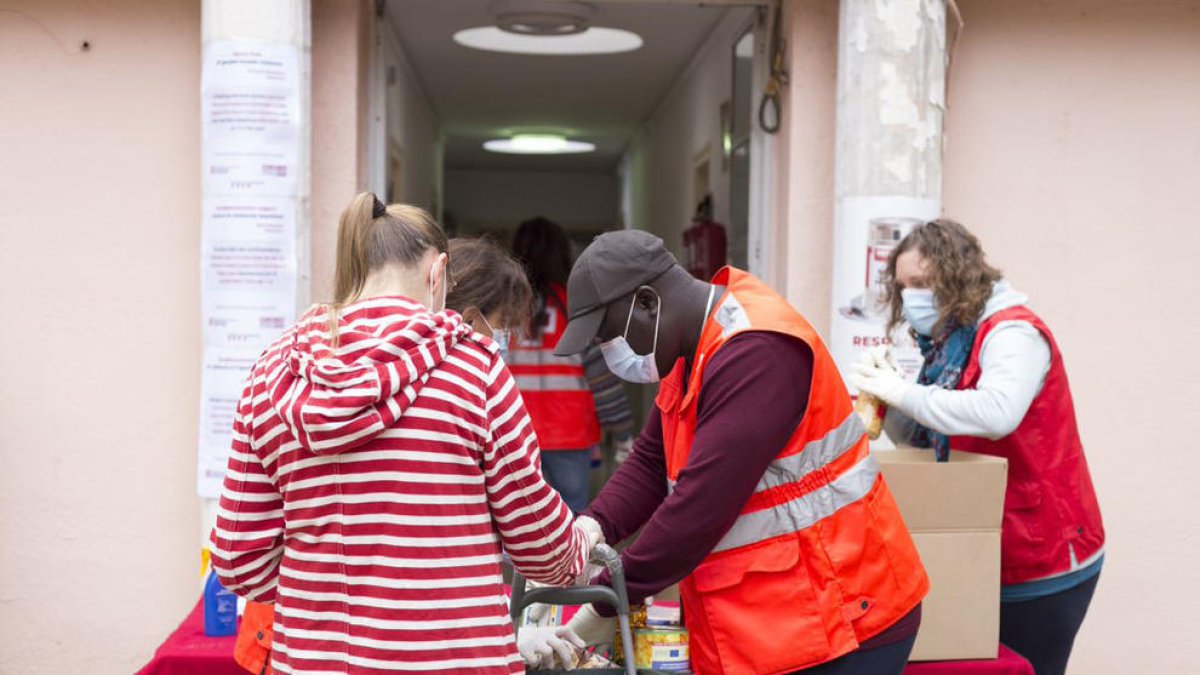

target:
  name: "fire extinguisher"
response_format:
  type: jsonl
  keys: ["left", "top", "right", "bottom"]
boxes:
{"left": 682, "top": 194, "right": 728, "bottom": 281}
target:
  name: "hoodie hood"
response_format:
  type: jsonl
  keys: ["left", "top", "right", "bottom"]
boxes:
{"left": 980, "top": 280, "right": 1029, "bottom": 322}
{"left": 262, "top": 296, "right": 475, "bottom": 455}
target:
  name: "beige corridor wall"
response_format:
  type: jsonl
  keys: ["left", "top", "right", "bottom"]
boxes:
{"left": 622, "top": 8, "right": 755, "bottom": 257}
{"left": 0, "top": 2, "right": 202, "bottom": 673}
{"left": 942, "top": 2, "right": 1200, "bottom": 672}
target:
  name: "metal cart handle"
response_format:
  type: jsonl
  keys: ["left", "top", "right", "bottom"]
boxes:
{"left": 510, "top": 543, "right": 637, "bottom": 675}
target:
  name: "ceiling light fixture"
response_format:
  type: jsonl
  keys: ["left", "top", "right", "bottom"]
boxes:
{"left": 494, "top": 0, "right": 593, "bottom": 36}
{"left": 453, "top": 0, "right": 643, "bottom": 56}
{"left": 483, "top": 134, "right": 596, "bottom": 154}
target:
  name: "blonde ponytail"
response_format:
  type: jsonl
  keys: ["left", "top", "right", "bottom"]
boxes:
{"left": 326, "top": 192, "right": 449, "bottom": 346}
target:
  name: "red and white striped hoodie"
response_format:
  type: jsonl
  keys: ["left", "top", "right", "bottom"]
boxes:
{"left": 209, "top": 297, "right": 591, "bottom": 674}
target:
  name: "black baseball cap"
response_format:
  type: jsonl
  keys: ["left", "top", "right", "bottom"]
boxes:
{"left": 554, "top": 230, "right": 678, "bottom": 356}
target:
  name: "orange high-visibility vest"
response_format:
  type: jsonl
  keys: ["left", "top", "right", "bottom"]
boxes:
{"left": 234, "top": 601, "right": 274, "bottom": 675}
{"left": 508, "top": 283, "right": 601, "bottom": 450}
{"left": 659, "top": 268, "right": 928, "bottom": 675}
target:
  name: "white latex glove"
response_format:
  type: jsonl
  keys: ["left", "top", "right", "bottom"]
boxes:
{"left": 523, "top": 580, "right": 552, "bottom": 625}
{"left": 858, "top": 345, "right": 897, "bottom": 371}
{"left": 566, "top": 603, "right": 617, "bottom": 649}
{"left": 518, "top": 625, "right": 586, "bottom": 670}
{"left": 850, "top": 359, "right": 912, "bottom": 408}
{"left": 574, "top": 515, "right": 605, "bottom": 550}
{"left": 614, "top": 437, "right": 634, "bottom": 464}
{"left": 572, "top": 515, "right": 606, "bottom": 586}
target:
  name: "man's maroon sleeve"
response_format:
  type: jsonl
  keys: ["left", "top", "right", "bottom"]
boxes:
{"left": 585, "top": 407, "right": 669, "bottom": 545}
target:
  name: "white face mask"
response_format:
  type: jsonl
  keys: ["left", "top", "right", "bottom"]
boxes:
{"left": 479, "top": 314, "right": 510, "bottom": 361}
{"left": 901, "top": 288, "right": 939, "bottom": 336}
{"left": 427, "top": 254, "right": 448, "bottom": 313}
{"left": 600, "top": 288, "right": 662, "bottom": 384}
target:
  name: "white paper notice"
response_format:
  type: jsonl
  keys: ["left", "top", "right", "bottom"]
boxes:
{"left": 202, "top": 43, "right": 300, "bottom": 197}
{"left": 198, "top": 41, "right": 302, "bottom": 498}
{"left": 829, "top": 195, "right": 940, "bottom": 391}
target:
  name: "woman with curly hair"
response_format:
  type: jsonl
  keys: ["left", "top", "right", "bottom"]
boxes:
{"left": 851, "top": 219, "right": 1105, "bottom": 675}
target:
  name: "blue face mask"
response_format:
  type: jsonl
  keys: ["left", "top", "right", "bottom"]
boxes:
{"left": 901, "top": 288, "right": 939, "bottom": 336}
{"left": 479, "top": 315, "right": 510, "bottom": 361}
{"left": 492, "top": 329, "right": 510, "bottom": 361}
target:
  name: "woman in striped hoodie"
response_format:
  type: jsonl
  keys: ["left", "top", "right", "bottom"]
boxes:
{"left": 210, "top": 193, "right": 602, "bottom": 675}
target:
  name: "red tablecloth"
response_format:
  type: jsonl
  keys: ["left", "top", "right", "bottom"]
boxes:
{"left": 136, "top": 600, "right": 243, "bottom": 675}
{"left": 139, "top": 599, "right": 1033, "bottom": 675}
{"left": 904, "top": 646, "right": 1034, "bottom": 675}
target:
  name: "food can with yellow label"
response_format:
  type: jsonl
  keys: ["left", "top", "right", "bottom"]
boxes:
{"left": 633, "top": 628, "right": 689, "bottom": 671}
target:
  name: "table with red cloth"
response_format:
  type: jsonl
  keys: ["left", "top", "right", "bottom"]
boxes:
{"left": 136, "top": 600, "right": 244, "bottom": 675}
{"left": 904, "top": 646, "right": 1033, "bottom": 675}
{"left": 138, "top": 599, "right": 1033, "bottom": 675}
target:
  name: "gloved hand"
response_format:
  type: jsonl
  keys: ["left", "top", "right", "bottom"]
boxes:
{"left": 614, "top": 436, "right": 634, "bottom": 464}
{"left": 850, "top": 355, "right": 911, "bottom": 408}
{"left": 518, "top": 625, "right": 585, "bottom": 670}
{"left": 574, "top": 515, "right": 605, "bottom": 551}
{"left": 572, "top": 515, "right": 606, "bottom": 586}
{"left": 523, "top": 580, "right": 554, "bottom": 625}
{"left": 566, "top": 603, "right": 617, "bottom": 649}
{"left": 858, "top": 345, "right": 896, "bottom": 370}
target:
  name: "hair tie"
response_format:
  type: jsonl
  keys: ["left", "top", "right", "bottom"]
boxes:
{"left": 371, "top": 194, "right": 387, "bottom": 219}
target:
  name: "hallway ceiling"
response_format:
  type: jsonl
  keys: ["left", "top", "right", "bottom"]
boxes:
{"left": 386, "top": 0, "right": 730, "bottom": 171}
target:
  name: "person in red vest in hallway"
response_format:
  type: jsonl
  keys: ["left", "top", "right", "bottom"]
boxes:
{"left": 510, "top": 217, "right": 635, "bottom": 513}
{"left": 852, "top": 219, "right": 1105, "bottom": 675}
{"left": 521, "top": 230, "right": 929, "bottom": 674}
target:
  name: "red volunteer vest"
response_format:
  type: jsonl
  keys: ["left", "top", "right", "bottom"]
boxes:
{"left": 952, "top": 306, "right": 1105, "bottom": 585}
{"left": 660, "top": 268, "right": 928, "bottom": 675}
{"left": 507, "top": 283, "right": 601, "bottom": 450}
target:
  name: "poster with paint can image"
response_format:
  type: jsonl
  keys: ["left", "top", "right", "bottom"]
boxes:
{"left": 830, "top": 196, "right": 939, "bottom": 398}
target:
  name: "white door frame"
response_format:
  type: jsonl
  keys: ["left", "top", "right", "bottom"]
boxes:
{"left": 746, "top": 5, "right": 779, "bottom": 287}
{"left": 366, "top": 6, "right": 388, "bottom": 197}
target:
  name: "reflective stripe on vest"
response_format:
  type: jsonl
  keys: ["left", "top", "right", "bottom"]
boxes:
{"left": 507, "top": 346, "right": 590, "bottom": 393}
{"left": 514, "top": 374, "right": 590, "bottom": 391}
{"left": 757, "top": 413, "right": 867, "bottom": 493}
{"left": 505, "top": 349, "right": 585, "bottom": 369}
{"left": 715, "top": 453, "right": 879, "bottom": 554}
{"left": 667, "top": 411, "right": 865, "bottom": 497}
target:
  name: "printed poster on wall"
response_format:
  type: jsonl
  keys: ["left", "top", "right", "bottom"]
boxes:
{"left": 198, "top": 42, "right": 302, "bottom": 498}
{"left": 829, "top": 196, "right": 939, "bottom": 408}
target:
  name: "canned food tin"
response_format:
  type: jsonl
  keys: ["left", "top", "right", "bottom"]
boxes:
{"left": 633, "top": 628, "right": 689, "bottom": 671}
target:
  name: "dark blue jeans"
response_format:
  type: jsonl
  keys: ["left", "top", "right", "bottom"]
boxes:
{"left": 1000, "top": 571, "right": 1100, "bottom": 675}
{"left": 539, "top": 447, "right": 592, "bottom": 513}
{"left": 788, "top": 634, "right": 918, "bottom": 675}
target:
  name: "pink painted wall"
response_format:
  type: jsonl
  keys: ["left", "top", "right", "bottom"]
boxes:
{"left": 0, "top": 1, "right": 202, "bottom": 673}
{"left": 0, "top": 2, "right": 372, "bottom": 672}
{"left": 943, "top": 2, "right": 1200, "bottom": 671}
{"left": 777, "top": 0, "right": 1200, "bottom": 670}
{"left": 311, "top": 0, "right": 371, "bottom": 303}
{"left": 775, "top": 0, "right": 839, "bottom": 333}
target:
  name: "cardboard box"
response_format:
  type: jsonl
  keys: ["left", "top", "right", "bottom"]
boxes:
{"left": 875, "top": 447, "right": 1008, "bottom": 662}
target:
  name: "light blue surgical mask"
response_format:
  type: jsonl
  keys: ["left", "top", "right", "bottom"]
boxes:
{"left": 901, "top": 288, "right": 939, "bottom": 336}
{"left": 480, "top": 315, "right": 510, "bottom": 361}
{"left": 600, "top": 289, "right": 662, "bottom": 384}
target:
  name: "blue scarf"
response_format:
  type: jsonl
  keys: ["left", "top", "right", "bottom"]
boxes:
{"left": 911, "top": 324, "right": 977, "bottom": 461}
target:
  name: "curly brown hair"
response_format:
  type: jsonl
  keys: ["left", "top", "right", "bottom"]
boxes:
{"left": 883, "top": 219, "right": 1002, "bottom": 336}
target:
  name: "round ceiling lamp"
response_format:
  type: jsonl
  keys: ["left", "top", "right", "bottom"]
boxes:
{"left": 483, "top": 134, "right": 596, "bottom": 154}
{"left": 493, "top": 0, "right": 593, "bottom": 35}
{"left": 453, "top": 0, "right": 643, "bottom": 56}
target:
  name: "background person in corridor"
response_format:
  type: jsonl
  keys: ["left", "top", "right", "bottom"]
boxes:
{"left": 509, "top": 217, "right": 635, "bottom": 512}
